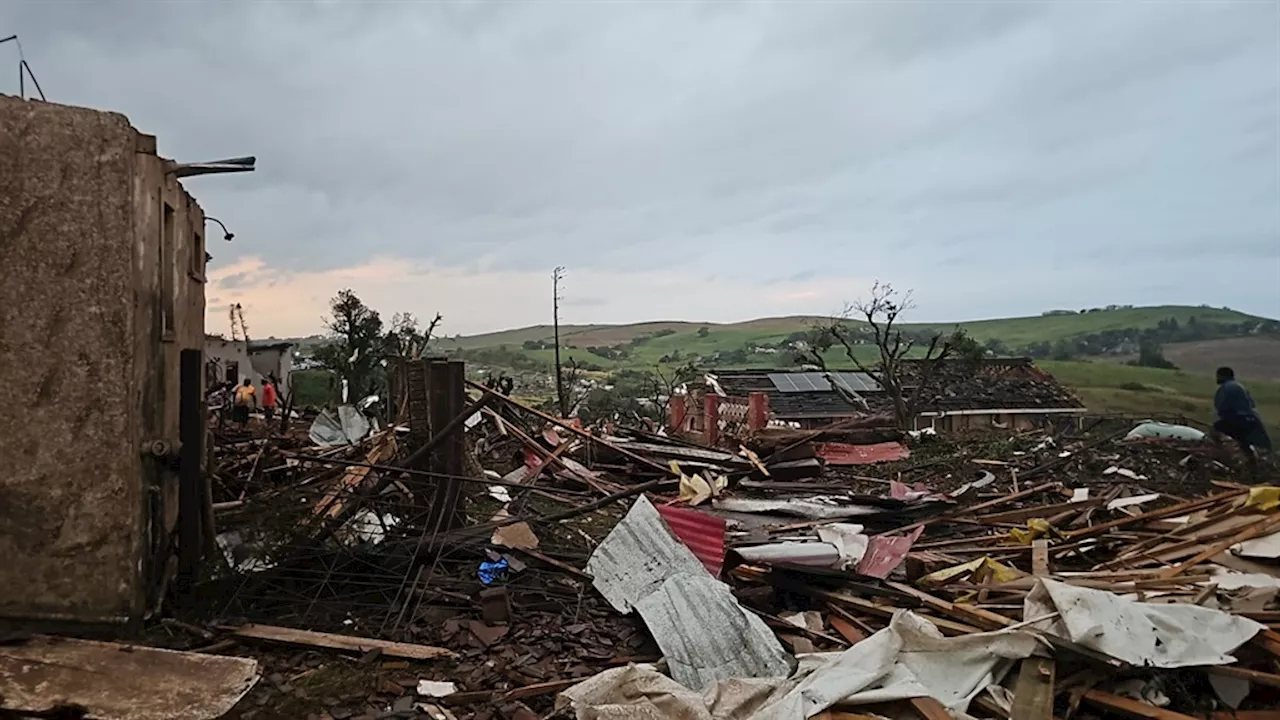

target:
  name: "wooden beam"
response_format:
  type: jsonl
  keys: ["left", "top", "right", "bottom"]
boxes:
{"left": 1203, "top": 664, "right": 1280, "bottom": 690}
{"left": 1032, "top": 539, "right": 1050, "bottom": 577}
{"left": 225, "top": 624, "right": 453, "bottom": 660}
{"left": 1082, "top": 690, "right": 1199, "bottom": 719}
{"left": 829, "top": 616, "right": 867, "bottom": 644}
{"left": 1010, "top": 657, "right": 1056, "bottom": 720}
{"left": 909, "top": 697, "right": 953, "bottom": 720}
{"left": 1066, "top": 490, "right": 1246, "bottom": 541}
{"left": 1157, "top": 512, "right": 1280, "bottom": 579}
{"left": 883, "top": 581, "right": 1013, "bottom": 630}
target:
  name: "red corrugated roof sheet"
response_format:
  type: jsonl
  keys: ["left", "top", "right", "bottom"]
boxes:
{"left": 857, "top": 526, "right": 924, "bottom": 579}
{"left": 656, "top": 504, "right": 726, "bottom": 578}
{"left": 817, "top": 441, "right": 910, "bottom": 465}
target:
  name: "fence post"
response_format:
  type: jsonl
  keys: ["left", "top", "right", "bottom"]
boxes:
{"left": 668, "top": 395, "right": 688, "bottom": 434}
{"left": 747, "top": 392, "right": 769, "bottom": 431}
{"left": 704, "top": 393, "right": 720, "bottom": 447}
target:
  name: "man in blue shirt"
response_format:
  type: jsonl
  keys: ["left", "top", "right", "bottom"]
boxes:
{"left": 1213, "top": 367, "right": 1271, "bottom": 468}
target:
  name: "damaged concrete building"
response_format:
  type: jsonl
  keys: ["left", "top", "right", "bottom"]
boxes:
{"left": 0, "top": 94, "right": 246, "bottom": 627}
{"left": 205, "top": 334, "right": 294, "bottom": 400}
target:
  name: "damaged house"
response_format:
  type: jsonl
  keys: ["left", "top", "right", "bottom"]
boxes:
{"left": 0, "top": 94, "right": 249, "bottom": 627}
{"left": 706, "top": 358, "right": 1086, "bottom": 432}
{"left": 205, "top": 334, "right": 294, "bottom": 400}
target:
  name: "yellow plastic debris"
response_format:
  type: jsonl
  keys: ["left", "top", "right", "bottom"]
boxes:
{"left": 918, "top": 557, "right": 1021, "bottom": 585}
{"left": 1246, "top": 486, "right": 1280, "bottom": 512}
{"left": 1009, "top": 518, "right": 1059, "bottom": 545}
{"left": 675, "top": 462, "right": 726, "bottom": 506}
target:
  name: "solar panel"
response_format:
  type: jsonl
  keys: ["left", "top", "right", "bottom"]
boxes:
{"left": 768, "top": 371, "right": 882, "bottom": 393}
{"left": 831, "top": 372, "right": 881, "bottom": 392}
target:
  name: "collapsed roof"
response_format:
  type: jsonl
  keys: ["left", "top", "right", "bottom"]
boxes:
{"left": 710, "top": 358, "right": 1084, "bottom": 420}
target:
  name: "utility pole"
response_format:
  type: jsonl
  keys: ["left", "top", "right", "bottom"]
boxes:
{"left": 552, "top": 266, "right": 567, "bottom": 417}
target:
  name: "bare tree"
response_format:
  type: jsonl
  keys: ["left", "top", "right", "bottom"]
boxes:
{"left": 386, "top": 311, "right": 443, "bottom": 360}
{"left": 802, "top": 282, "right": 979, "bottom": 429}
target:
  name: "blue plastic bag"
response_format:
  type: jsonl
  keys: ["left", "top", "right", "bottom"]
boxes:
{"left": 478, "top": 558, "right": 509, "bottom": 585}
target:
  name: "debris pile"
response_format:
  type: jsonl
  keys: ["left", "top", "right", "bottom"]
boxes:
{"left": 7, "top": 369, "right": 1279, "bottom": 720}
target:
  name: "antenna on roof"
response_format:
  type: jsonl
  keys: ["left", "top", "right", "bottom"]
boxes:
{"left": 1, "top": 34, "right": 46, "bottom": 101}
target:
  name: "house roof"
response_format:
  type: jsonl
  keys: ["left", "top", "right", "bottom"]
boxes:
{"left": 710, "top": 358, "right": 1084, "bottom": 419}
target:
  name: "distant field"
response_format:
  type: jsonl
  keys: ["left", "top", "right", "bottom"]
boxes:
{"left": 1040, "top": 360, "right": 1280, "bottom": 435}
{"left": 1161, "top": 337, "right": 1280, "bottom": 382}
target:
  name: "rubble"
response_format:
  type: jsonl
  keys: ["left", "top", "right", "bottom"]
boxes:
{"left": 10, "top": 365, "right": 1280, "bottom": 720}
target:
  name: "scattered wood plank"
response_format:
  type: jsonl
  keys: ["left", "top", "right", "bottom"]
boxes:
{"left": 1203, "top": 664, "right": 1280, "bottom": 690}
{"left": 1067, "top": 490, "right": 1246, "bottom": 541}
{"left": 1010, "top": 657, "right": 1056, "bottom": 720}
{"left": 883, "top": 581, "right": 1013, "bottom": 630}
{"left": 1032, "top": 539, "right": 1050, "bottom": 577}
{"left": 1157, "top": 512, "right": 1280, "bottom": 579}
{"left": 909, "top": 696, "right": 953, "bottom": 720}
{"left": 1082, "top": 689, "right": 1200, "bottom": 719}
{"left": 224, "top": 624, "right": 454, "bottom": 660}
{"left": 829, "top": 616, "right": 867, "bottom": 644}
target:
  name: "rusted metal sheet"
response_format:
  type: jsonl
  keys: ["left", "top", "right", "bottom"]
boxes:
{"left": 816, "top": 441, "right": 909, "bottom": 465}
{"left": 656, "top": 503, "right": 726, "bottom": 577}
{"left": 0, "top": 635, "right": 259, "bottom": 720}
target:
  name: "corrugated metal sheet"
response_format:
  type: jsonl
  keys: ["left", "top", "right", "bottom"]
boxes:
{"left": 816, "top": 441, "right": 909, "bottom": 465}
{"left": 587, "top": 496, "right": 793, "bottom": 690}
{"left": 857, "top": 526, "right": 924, "bottom": 579}
{"left": 655, "top": 503, "right": 726, "bottom": 578}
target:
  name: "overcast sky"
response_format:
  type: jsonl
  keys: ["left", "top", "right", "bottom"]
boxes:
{"left": 6, "top": 1, "right": 1278, "bottom": 337}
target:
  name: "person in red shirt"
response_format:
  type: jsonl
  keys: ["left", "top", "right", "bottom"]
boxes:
{"left": 262, "top": 376, "right": 279, "bottom": 422}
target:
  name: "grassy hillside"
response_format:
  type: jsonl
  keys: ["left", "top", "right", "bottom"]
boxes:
{"left": 443, "top": 305, "right": 1267, "bottom": 353}
{"left": 294, "top": 306, "right": 1280, "bottom": 429}
{"left": 1041, "top": 360, "right": 1280, "bottom": 435}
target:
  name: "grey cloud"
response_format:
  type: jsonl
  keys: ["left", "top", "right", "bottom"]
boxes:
{"left": 3, "top": 0, "right": 1277, "bottom": 325}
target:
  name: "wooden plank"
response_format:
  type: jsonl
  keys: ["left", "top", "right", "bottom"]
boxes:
{"left": 1203, "top": 664, "right": 1280, "bottom": 690}
{"left": 1032, "top": 539, "right": 1050, "bottom": 577}
{"left": 959, "top": 482, "right": 1062, "bottom": 516}
{"left": 1010, "top": 657, "right": 1056, "bottom": 720}
{"left": 1254, "top": 628, "right": 1280, "bottom": 659}
{"left": 1157, "top": 512, "right": 1280, "bottom": 579}
{"left": 501, "top": 678, "right": 583, "bottom": 701}
{"left": 226, "top": 624, "right": 453, "bottom": 660}
{"left": 1066, "top": 490, "right": 1246, "bottom": 541}
{"left": 883, "top": 581, "right": 1013, "bottom": 630}
{"left": 1082, "top": 689, "right": 1200, "bottom": 719}
{"left": 975, "top": 498, "right": 1104, "bottom": 525}
{"left": 829, "top": 616, "right": 867, "bottom": 644}
{"left": 909, "top": 696, "right": 953, "bottom": 720}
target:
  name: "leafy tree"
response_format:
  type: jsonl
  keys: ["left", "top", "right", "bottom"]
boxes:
{"left": 983, "top": 338, "right": 1009, "bottom": 356}
{"left": 1131, "top": 338, "right": 1178, "bottom": 370}
{"left": 696, "top": 326, "right": 710, "bottom": 338}
{"left": 313, "top": 290, "right": 443, "bottom": 402}
{"left": 578, "top": 362, "right": 701, "bottom": 425}
{"left": 1050, "top": 339, "right": 1075, "bottom": 361}
{"left": 313, "top": 290, "right": 385, "bottom": 400}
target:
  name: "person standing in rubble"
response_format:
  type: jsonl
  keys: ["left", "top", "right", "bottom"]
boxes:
{"left": 233, "top": 378, "right": 257, "bottom": 431}
{"left": 262, "top": 376, "right": 278, "bottom": 424}
{"left": 1213, "top": 366, "right": 1271, "bottom": 470}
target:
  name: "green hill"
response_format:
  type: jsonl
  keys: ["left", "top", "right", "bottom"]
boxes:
{"left": 444, "top": 305, "right": 1268, "bottom": 352}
